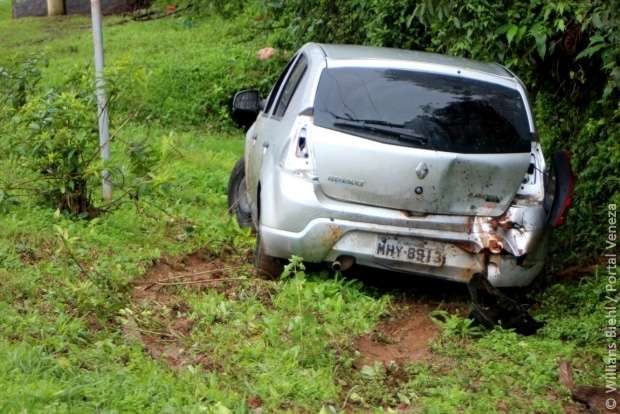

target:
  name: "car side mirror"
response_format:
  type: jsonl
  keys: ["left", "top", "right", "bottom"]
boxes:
{"left": 231, "top": 89, "right": 261, "bottom": 129}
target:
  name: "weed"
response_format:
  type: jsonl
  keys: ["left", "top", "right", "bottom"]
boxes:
{"left": 431, "top": 310, "right": 485, "bottom": 339}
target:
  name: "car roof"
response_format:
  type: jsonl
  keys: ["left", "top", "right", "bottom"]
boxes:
{"left": 315, "top": 43, "right": 512, "bottom": 78}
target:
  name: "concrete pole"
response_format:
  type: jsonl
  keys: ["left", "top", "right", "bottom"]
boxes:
{"left": 90, "top": 0, "right": 112, "bottom": 201}
{"left": 47, "top": 0, "right": 64, "bottom": 16}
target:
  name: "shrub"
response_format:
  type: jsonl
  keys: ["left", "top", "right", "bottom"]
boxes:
{"left": 12, "top": 90, "right": 100, "bottom": 216}
{"left": 0, "top": 57, "right": 43, "bottom": 111}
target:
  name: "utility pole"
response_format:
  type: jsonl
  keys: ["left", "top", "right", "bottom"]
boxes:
{"left": 90, "top": 0, "right": 112, "bottom": 201}
{"left": 47, "top": 0, "right": 64, "bottom": 16}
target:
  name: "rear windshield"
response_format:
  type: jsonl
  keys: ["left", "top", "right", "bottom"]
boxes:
{"left": 313, "top": 67, "right": 532, "bottom": 154}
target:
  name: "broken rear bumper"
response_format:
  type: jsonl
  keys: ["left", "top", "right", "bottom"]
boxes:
{"left": 260, "top": 170, "right": 547, "bottom": 287}
{"left": 261, "top": 213, "right": 547, "bottom": 287}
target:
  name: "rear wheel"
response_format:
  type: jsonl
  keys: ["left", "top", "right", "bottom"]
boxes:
{"left": 227, "top": 158, "right": 254, "bottom": 230}
{"left": 254, "top": 230, "right": 284, "bottom": 278}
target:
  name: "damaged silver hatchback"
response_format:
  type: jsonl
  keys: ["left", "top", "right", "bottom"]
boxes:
{"left": 228, "top": 43, "right": 574, "bottom": 289}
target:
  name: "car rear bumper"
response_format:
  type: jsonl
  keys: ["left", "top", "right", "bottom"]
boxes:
{"left": 262, "top": 218, "right": 545, "bottom": 287}
{"left": 259, "top": 169, "right": 547, "bottom": 287}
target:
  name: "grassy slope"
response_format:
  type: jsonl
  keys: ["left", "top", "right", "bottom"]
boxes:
{"left": 0, "top": 1, "right": 610, "bottom": 412}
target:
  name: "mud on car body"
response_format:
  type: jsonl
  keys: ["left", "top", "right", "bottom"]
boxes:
{"left": 228, "top": 43, "right": 574, "bottom": 289}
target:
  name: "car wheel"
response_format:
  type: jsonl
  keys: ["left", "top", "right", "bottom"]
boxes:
{"left": 227, "top": 158, "right": 254, "bottom": 230}
{"left": 254, "top": 230, "right": 284, "bottom": 278}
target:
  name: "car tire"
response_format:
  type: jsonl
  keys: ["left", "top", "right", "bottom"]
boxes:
{"left": 227, "top": 158, "right": 254, "bottom": 230}
{"left": 254, "top": 230, "right": 284, "bottom": 278}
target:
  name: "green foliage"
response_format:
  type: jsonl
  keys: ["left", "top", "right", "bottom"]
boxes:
{"left": 535, "top": 93, "right": 620, "bottom": 266}
{"left": 0, "top": 56, "right": 43, "bottom": 110}
{"left": 0, "top": 6, "right": 285, "bottom": 128}
{"left": 431, "top": 310, "right": 485, "bottom": 339}
{"left": 128, "top": 45, "right": 285, "bottom": 126}
{"left": 265, "top": 0, "right": 619, "bottom": 98}
{"left": 128, "top": 139, "right": 160, "bottom": 178}
{"left": 0, "top": 125, "right": 252, "bottom": 412}
{"left": 10, "top": 87, "right": 99, "bottom": 215}
{"left": 77, "top": 11, "right": 288, "bottom": 127}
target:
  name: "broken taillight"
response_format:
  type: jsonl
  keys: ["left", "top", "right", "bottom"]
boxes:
{"left": 281, "top": 119, "right": 316, "bottom": 180}
{"left": 548, "top": 150, "right": 575, "bottom": 227}
{"left": 295, "top": 126, "right": 309, "bottom": 158}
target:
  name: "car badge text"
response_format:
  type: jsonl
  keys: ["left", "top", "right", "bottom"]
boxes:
{"left": 327, "top": 176, "right": 365, "bottom": 187}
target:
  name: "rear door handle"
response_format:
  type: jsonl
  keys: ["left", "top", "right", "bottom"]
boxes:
{"left": 262, "top": 142, "right": 270, "bottom": 149}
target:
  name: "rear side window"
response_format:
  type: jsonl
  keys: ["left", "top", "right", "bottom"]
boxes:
{"left": 273, "top": 54, "right": 308, "bottom": 118}
{"left": 263, "top": 55, "right": 297, "bottom": 114}
{"left": 314, "top": 67, "right": 532, "bottom": 154}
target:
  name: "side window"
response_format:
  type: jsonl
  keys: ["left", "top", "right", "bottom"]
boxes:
{"left": 263, "top": 55, "right": 298, "bottom": 114}
{"left": 273, "top": 54, "right": 308, "bottom": 118}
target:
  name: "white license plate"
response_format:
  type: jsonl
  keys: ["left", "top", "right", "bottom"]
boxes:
{"left": 374, "top": 236, "right": 445, "bottom": 267}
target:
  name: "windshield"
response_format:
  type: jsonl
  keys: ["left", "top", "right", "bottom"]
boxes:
{"left": 313, "top": 67, "right": 532, "bottom": 154}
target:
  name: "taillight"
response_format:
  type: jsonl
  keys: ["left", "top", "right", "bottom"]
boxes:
{"left": 281, "top": 120, "right": 316, "bottom": 180}
{"left": 548, "top": 150, "right": 575, "bottom": 227}
{"left": 295, "top": 127, "right": 309, "bottom": 158}
{"left": 553, "top": 171, "right": 574, "bottom": 227}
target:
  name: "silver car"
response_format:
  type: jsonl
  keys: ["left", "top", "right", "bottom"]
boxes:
{"left": 228, "top": 43, "right": 574, "bottom": 288}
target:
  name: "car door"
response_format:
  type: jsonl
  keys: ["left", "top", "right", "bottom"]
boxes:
{"left": 265, "top": 53, "right": 309, "bottom": 149}
{"left": 246, "top": 54, "right": 299, "bottom": 204}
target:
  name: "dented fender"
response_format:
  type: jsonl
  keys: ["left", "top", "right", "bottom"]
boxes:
{"left": 471, "top": 203, "right": 547, "bottom": 257}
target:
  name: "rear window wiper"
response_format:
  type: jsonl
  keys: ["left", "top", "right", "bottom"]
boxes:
{"left": 332, "top": 119, "right": 429, "bottom": 146}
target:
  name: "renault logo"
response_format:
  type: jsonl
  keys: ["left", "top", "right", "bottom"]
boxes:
{"left": 416, "top": 162, "right": 429, "bottom": 179}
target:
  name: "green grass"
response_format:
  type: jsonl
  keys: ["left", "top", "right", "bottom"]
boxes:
{"left": 0, "top": 1, "right": 612, "bottom": 412}
{"left": 0, "top": 0, "right": 284, "bottom": 126}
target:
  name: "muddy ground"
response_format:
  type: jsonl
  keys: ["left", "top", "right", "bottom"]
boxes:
{"left": 127, "top": 249, "right": 470, "bottom": 369}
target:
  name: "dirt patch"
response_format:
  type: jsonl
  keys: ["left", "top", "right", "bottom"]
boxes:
{"left": 132, "top": 249, "right": 247, "bottom": 303}
{"left": 127, "top": 248, "right": 250, "bottom": 369}
{"left": 356, "top": 302, "right": 438, "bottom": 364}
{"left": 355, "top": 300, "right": 465, "bottom": 365}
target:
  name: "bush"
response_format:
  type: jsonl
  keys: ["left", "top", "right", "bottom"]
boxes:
{"left": 0, "top": 57, "right": 43, "bottom": 111}
{"left": 12, "top": 90, "right": 100, "bottom": 216}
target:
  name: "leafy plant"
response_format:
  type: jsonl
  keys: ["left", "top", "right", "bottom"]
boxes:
{"left": 0, "top": 56, "right": 44, "bottom": 110}
{"left": 12, "top": 89, "right": 99, "bottom": 216}
{"left": 128, "top": 139, "right": 160, "bottom": 178}
{"left": 431, "top": 310, "right": 485, "bottom": 339}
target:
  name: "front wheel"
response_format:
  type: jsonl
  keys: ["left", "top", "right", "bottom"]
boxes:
{"left": 227, "top": 158, "right": 254, "bottom": 230}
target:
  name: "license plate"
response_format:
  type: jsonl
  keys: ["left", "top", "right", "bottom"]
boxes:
{"left": 374, "top": 236, "right": 444, "bottom": 267}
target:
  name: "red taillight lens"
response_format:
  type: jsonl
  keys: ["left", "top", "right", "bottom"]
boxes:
{"left": 553, "top": 176, "right": 574, "bottom": 227}
{"left": 550, "top": 150, "right": 575, "bottom": 227}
